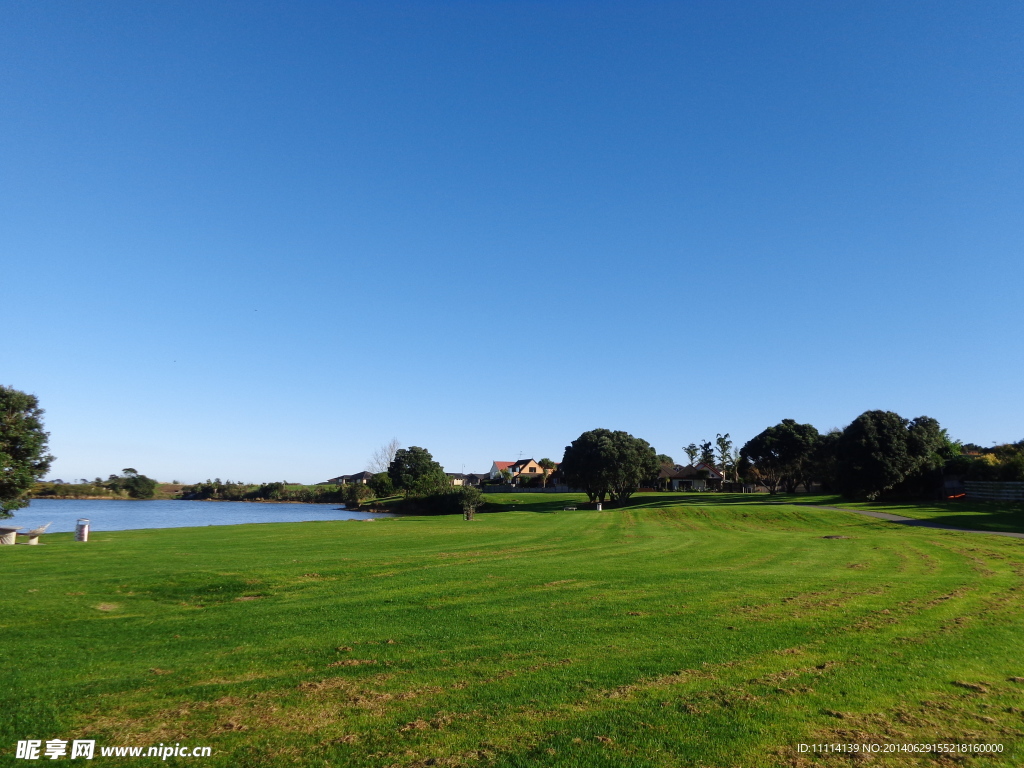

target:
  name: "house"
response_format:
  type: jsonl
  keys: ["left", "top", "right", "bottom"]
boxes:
{"left": 658, "top": 463, "right": 725, "bottom": 491}
{"left": 326, "top": 471, "right": 374, "bottom": 485}
{"left": 489, "top": 461, "right": 516, "bottom": 479}
{"left": 488, "top": 459, "right": 557, "bottom": 485}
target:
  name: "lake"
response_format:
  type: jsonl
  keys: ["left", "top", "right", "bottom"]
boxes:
{"left": 10, "top": 498, "right": 395, "bottom": 533}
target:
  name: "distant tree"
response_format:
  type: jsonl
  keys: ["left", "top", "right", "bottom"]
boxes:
{"left": 699, "top": 440, "right": 715, "bottom": 466}
{"left": 104, "top": 469, "right": 158, "bottom": 499}
{"left": 0, "top": 386, "right": 54, "bottom": 517}
{"left": 368, "top": 472, "right": 394, "bottom": 498}
{"left": 560, "top": 428, "right": 660, "bottom": 505}
{"left": 655, "top": 454, "right": 674, "bottom": 466}
{"left": 367, "top": 438, "right": 401, "bottom": 474}
{"left": 729, "top": 448, "right": 742, "bottom": 483}
{"left": 458, "top": 485, "right": 484, "bottom": 520}
{"left": 715, "top": 434, "right": 733, "bottom": 479}
{"left": 810, "top": 429, "right": 842, "bottom": 492}
{"left": 388, "top": 446, "right": 446, "bottom": 495}
{"left": 538, "top": 458, "right": 557, "bottom": 488}
{"left": 740, "top": 420, "right": 820, "bottom": 494}
{"left": 684, "top": 443, "right": 699, "bottom": 465}
{"left": 739, "top": 430, "right": 785, "bottom": 494}
{"left": 498, "top": 468, "right": 513, "bottom": 484}
{"left": 835, "top": 411, "right": 945, "bottom": 500}
{"left": 342, "top": 483, "right": 373, "bottom": 509}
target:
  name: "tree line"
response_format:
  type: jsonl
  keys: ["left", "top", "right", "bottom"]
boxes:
{"left": 3, "top": 383, "right": 1022, "bottom": 517}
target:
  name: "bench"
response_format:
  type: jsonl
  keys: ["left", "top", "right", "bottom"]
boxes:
{"left": 22, "top": 522, "right": 51, "bottom": 545}
{"left": 562, "top": 506, "right": 577, "bottom": 511}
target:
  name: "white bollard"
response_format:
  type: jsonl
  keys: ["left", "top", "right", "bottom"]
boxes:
{"left": 595, "top": 502, "right": 602, "bottom": 511}
{"left": 75, "top": 519, "right": 90, "bottom": 542}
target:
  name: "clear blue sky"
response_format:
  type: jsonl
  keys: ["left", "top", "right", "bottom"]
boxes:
{"left": 2, "top": 1, "right": 1021, "bottom": 483}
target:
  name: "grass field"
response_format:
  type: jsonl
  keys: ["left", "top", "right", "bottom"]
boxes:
{"left": 3, "top": 493, "right": 1024, "bottom": 766}
{"left": 805, "top": 496, "right": 1024, "bottom": 535}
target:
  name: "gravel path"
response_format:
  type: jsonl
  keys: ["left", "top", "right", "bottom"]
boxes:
{"left": 805, "top": 504, "right": 1024, "bottom": 539}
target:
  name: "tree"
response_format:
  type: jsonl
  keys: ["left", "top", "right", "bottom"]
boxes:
{"left": 835, "top": 411, "right": 945, "bottom": 500}
{"left": 699, "top": 440, "right": 715, "bottom": 466}
{"left": 715, "top": 434, "right": 733, "bottom": 480}
{"left": 560, "top": 428, "right": 660, "bottom": 505}
{"left": 343, "top": 483, "right": 373, "bottom": 509}
{"left": 368, "top": 472, "right": 394, "bottom": 498}
{"left": 104, "top": 469, "right": 158, "bottom": 499}
{"left": 0, "top": 386, "right": 54, "bottom": 517}
{"left": 458, "top": 485, "right": 484, "bottom": 520}
{"left": 739, "top": 420, "right": 820, "bottom": 494}
{"left": 684, "top": 443, "right": 699, "bottom": 465}
{"left": 538, "top": 458, "right": 556, "bottom": 488}
{"left": 655, "top": 454, "right": 674, "bottom": 466}
{"left": 810, "top": 429, "right": 842, "bottom": 492}
{"left": 367, "top": 438, "right": 401, "bottom": 474}
{"left": 387, "top": 446, "right": 446, "bottom": 495}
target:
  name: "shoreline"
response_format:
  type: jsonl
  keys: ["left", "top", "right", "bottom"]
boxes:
{"left": 28, "top": 496, "right": 348, "bottom": 506}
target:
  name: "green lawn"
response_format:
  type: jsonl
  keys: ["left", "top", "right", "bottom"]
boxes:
{"left": 802, "top": 495, "right": 1024, "bottom": 535}
{"left": 3, "top": 493, "right": 1024, "bottom": 766}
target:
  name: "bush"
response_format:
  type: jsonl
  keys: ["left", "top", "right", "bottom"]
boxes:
{"left": 368, "top": 473, "right": 394, "bottom": 498}
{"left": 342, "top": 483, "right": 373, "bottom": 509}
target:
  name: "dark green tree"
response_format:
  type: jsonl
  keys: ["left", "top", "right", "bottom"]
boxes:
{"left": 104, "top": 468, "right": 158, "bottom": 499}
{"left": 740, "top": 419, "right": 820, "bottom": 494}
{"left": 561, "top": 429, "right": 660, "bottom": 505}
{"left": 809, "top": 428, "right": 842, "bottom": 491}
{"left": 0, "top": 386, "right": 54, "bottom": 517}
{"left": 368, "top": 472, "right": 394, "bottom": 498}
{"left": 655, "top": 454, "right": 674, "bottom": 466}
{"left": 342, "top": 483, "right": 373, "bottom": 509}
{"left": 699, "top": 440, "right": 715, "bottom": 466}
{"left": 458, "top": 485, "right": 484, "bottom": 520}
{"left": 387, "top": 446, "right": 446, "bottom": 495}
{"left": 834, "top": 411, "right": 945, "bottom": 500}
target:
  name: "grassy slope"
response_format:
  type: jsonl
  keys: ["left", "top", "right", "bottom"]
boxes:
{"left": 3, "top": 493, "right": 1024, "bottom": 767}
{"left": 790, "top": 494, "right": 1024, "bottom": 535}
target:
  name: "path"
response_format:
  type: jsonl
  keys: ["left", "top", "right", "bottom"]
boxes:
{"left": 803, "top": 504, "right": 1024, "bottom": 540}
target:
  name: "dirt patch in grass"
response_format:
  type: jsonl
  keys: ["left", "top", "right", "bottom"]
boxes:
{"left": 95, "top": 603, "right": 119, "bottom": 611}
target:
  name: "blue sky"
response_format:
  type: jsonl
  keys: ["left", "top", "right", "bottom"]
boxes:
{"left": 2, "top": 1, "right": 1022, "bottom": 483}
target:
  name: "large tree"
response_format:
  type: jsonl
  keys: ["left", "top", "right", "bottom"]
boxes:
{"left": 834, "top": 411, "right": 945, "bottom": 500}
{"left": 387, "top": 446, "right": 446, "bottom": 495}
{"left": 560, "top": 429, "right": 660, "bottom": 505}
{"left": 740, "top": 419, "right": 820, "bottom": 494}
{"left": 0, "top": 386, "right": 54, "bottom": 517}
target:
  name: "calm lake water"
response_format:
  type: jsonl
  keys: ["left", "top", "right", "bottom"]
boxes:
{"left": 12, "top": 498, "right": 394, "bottom": 533}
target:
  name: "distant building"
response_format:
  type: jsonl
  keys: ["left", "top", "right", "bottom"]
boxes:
{"left": 325, "top": 471, "right": 375, "bottom": 485}
{"left": 658, "top": 463, "right": 725, "bottom": 491}
{"left": 488, "top": 459, "right": 557, "bottom": 485}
